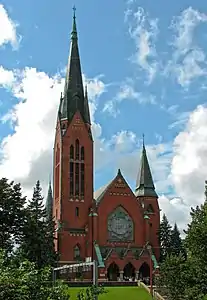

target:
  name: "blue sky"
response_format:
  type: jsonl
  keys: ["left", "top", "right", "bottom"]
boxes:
{"left": 1, "top": 0, "right": 207, "bottom": 230}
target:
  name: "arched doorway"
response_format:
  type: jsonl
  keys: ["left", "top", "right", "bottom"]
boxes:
{"left": 123, "top": 262, "right": 135, "bottom": 280}
{"left": 107, "top": 262, "right": 120, "bottom": 281}
{"left": 139, "top": 262, "right": 150, "bottom": 283}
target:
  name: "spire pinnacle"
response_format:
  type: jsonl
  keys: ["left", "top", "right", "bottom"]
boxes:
{"left": 46, "top": 178, "right": 53, "bottom": 219}
{"left": 71, "top": 6, "right": 77, "bottom": 39}
{"left": 59, "top": 8, "right": 91, "bottom": 129}
{"left": 142, "top": 133, "right": 145, "bottom": 148}
{"left": 135, "top": 138, "right": 157, "bottom": 198}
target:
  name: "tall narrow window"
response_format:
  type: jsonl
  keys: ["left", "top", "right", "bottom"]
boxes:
{"left": 81, "top": 147, "right": 84, "bottom": 161}
{"left": 75, "top": 163, "right": 79, "bottom": 196}
{"left": 55, "top": 165, "right": 60, "bottom": 199}
{"left": 70, "top": 162, "right": 74, "bottom": 196}
{"left": 74, "top": 245, "right": 80, "bottom": 260}
{"left": 70, "top": 145, "right": 74, "bottom": 160}
{"left": 81, "top": 163, "right": 84, "bottom": 197}
{"left": 75, "top": 207, "right": 79, "bottom": 217}
{"left": 75, "top": 139, "right": 79, "bottom": 160}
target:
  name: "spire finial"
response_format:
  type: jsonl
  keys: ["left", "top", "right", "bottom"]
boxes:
{"left": 71, "top": 6, "right": 77, "bottom": 38}
{"left": 142, "top": 133, "right": 145, "bottom": 147}
{"left": 73, "top": 5, "right": 76, "bottom": 19}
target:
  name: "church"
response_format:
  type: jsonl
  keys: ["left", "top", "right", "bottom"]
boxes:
{"left": 46, "top": 10, "right": 160, "bottom": 281}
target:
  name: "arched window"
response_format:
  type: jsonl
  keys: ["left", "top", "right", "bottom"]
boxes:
{"left": 74, "top": 245, "right": 80, "bottom": 259}
{"left": 70, "top": 162, "right": 74, "bottom": 196}
{"left": 146, "top": 204, "right": 154, "bottom": 213}
{"left": 75, "top": 163, "right": 79, "bottom": 196}
{"left": 81, "top": 147, "right": 84, "bottom": 161}
{"left": 75, "top": 139, "right": 79, "bottom": 160}
{"left": 80, "top": 163, "right": 84, "bottom": 197}
{"left": 75, "top": 207, "right": 79, "bottom": 217}
{"left": 70, "top": 145, "right": 74, "bottom": 160}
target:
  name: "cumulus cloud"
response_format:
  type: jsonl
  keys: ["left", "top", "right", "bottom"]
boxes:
{"left": 0, "top": 4, "right": 19, "bottom": 48}
{"left": 0, "top": 67, "right": 106, "bottom": 198}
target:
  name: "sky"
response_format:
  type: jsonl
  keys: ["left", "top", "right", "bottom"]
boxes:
{"left": 0, "top": 0, "right": 207, "bottom": 233}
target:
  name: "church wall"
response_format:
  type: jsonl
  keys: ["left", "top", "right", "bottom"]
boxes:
{"left": 53, "top": 111, "right": 93, "bottom": 262}
{"left": 97, "top": 185, "right": 145, "bottom": 247}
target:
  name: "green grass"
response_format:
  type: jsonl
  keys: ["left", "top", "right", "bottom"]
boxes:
{"left": 68, "top": 286, "right": 152, "bottom": 300}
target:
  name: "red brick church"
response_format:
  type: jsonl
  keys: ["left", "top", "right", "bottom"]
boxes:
{"left": 46, "top": 11, "right": 160, "bottom": 281}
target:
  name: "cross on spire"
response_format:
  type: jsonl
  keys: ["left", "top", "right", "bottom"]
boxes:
{"left": 142, "top": 133, "right": 145, "bottom": 147}
{"left": 73, "top": 5, "right": 76, "bottom": 18}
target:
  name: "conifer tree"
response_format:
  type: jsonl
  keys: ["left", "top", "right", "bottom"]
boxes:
{"left": 170, "top": 223, "right": 185, "bottom": 257}
{"left": 0, "top": 178, "right": 26, "bottom": 253}
{"left": 20, "top": 180, "right": 57, "bottom": 269}
{"left": 158, "top": 214, "right": 172, "bottom": 262}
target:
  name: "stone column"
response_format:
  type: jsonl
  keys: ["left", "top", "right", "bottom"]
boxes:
{"left": 119, "top": 270, "right": 124, "bottom": 281}
{"left": 135, "top": 270, "right": 139, "bottom": 281}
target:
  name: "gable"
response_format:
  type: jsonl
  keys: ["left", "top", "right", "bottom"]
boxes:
{"left": 93, "top": 169, "right": 135, "bottom": 205}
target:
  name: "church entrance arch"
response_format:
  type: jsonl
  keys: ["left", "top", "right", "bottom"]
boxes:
{"left": 107, "top": 262, "right": 120, "bottom": 281}
{"left": 123, "top": 262, "right": 135, "bottom": 280}
{"left": 139, "top": 262, "right": 150, "bottom": 282}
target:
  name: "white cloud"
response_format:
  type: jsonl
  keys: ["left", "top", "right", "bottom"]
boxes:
{"left": 103, "top": 81, "right": 156, "bottom": 116}
{"left": 0, "top": 66, "right": 15, "bottom": 88}
{"left": 126, "top": 6, "right": 159, "bottom": 84}
{"left": 0, "top": 4, "right": 19, "bottom": 48}
{"left": 0, "top": 67, "right": 106, "bottom": 199}
{"left": 167, "top": 7, "right": 207, "bottom": 87}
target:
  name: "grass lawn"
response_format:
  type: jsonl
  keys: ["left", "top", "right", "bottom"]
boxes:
{"left": 68, "top": 286, "right": 152, "bottom": 300}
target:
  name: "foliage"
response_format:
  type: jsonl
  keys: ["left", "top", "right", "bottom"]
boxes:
{"left": 0, "top": 249, "right": 70, "bottom": 300}
{"left": 170, "top": 223, "right": 186, "bottom": 259}
{"left": 76, "top": 285, "right": 107, "bottom": 300}
{"left": 158, "top": 214, "right": 172, "bottom": 262}
{"left": 156, "top": 254, "right": 186, "bottom": 300}
{"left": 0, "top": 178, "right": 26, "bottom": 253}
{"left": 184, "top": 195, "right": 207, "bottom": 299}
{"left": 19, "top": 180, "right": 58, "bottom": 269}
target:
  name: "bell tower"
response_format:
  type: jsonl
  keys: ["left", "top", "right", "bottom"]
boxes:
{"left": 53, "top": 8, "right": 93, "bottom": 263}
{"left": 135, "top": 137, "right": 160, "bottom": 259}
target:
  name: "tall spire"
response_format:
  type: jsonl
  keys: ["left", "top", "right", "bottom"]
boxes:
{"left": 46, "top": 179, "right": 53, "bottom": 219}
{"left": 60, "top": 7, "right": 90, "bottom": 125}
{"left": 135, "top": 137, "right": 157, "bottom": 197}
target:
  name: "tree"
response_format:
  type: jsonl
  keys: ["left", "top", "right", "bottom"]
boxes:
{"left": 20, "top": 180, "right": 57, "bottom": 269}
{"left": 0, "top": 249, "right": 70, "bottom": 300}
{"left": 156, "top": 254, "right": 186, "bottom": 300}
{"left": 0, "top": 178, "right": 26, "bottom": 253}
{"left": 170, "top": 223, "right": 186, "bottom": 258}
{"left": 184, "top": 194, "right": 207, "bottom": 298}
{"left": 158, "top": 214, "right": 172, "bottom": 262}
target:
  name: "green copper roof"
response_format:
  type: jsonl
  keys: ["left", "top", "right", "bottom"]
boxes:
{"left": 45, "top": 180, "right": 53, "bottom": 218}
{"left": 135, "top": 142, "right": 158, "bottom": 198}
{"left": 59, "top": 8, "right": 90, "bottom": 125}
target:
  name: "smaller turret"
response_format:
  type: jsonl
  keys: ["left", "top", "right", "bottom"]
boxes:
{"left": 46, "top": 180, "right": 53, "bottom": 219}
{"left": 135, "top": 135, "right": 157, "bottom": 198}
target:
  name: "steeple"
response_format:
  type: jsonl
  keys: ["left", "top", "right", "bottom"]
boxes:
{"left": 46, "top": 180, "right": 53, "bottom": 219}
{"left": 135, "top": 135, "right": 157, "bottom": 197}
{"left": 60, "top": 7, "right": 90, "bottom": 124}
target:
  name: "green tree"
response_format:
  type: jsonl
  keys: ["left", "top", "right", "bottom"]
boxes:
{"left": 184, "top": 188, "right": 207, "bottom": 299}
{"left": 170, "top": 223, "right": 186, "bottom": 258}
{"left": 156, "top": 254, "right": 186, "bottom": 300}
{"left": 158, "top": 214, "right": 172, "bottom": 262}
{"left": 20, "top": 180, "right": 57, "bottom": 269}
{"left": 0, "top": 249, "right": 69, "bottom": 300}
{"left": 0, "top": 178, "right": 26, "bottom": 253}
